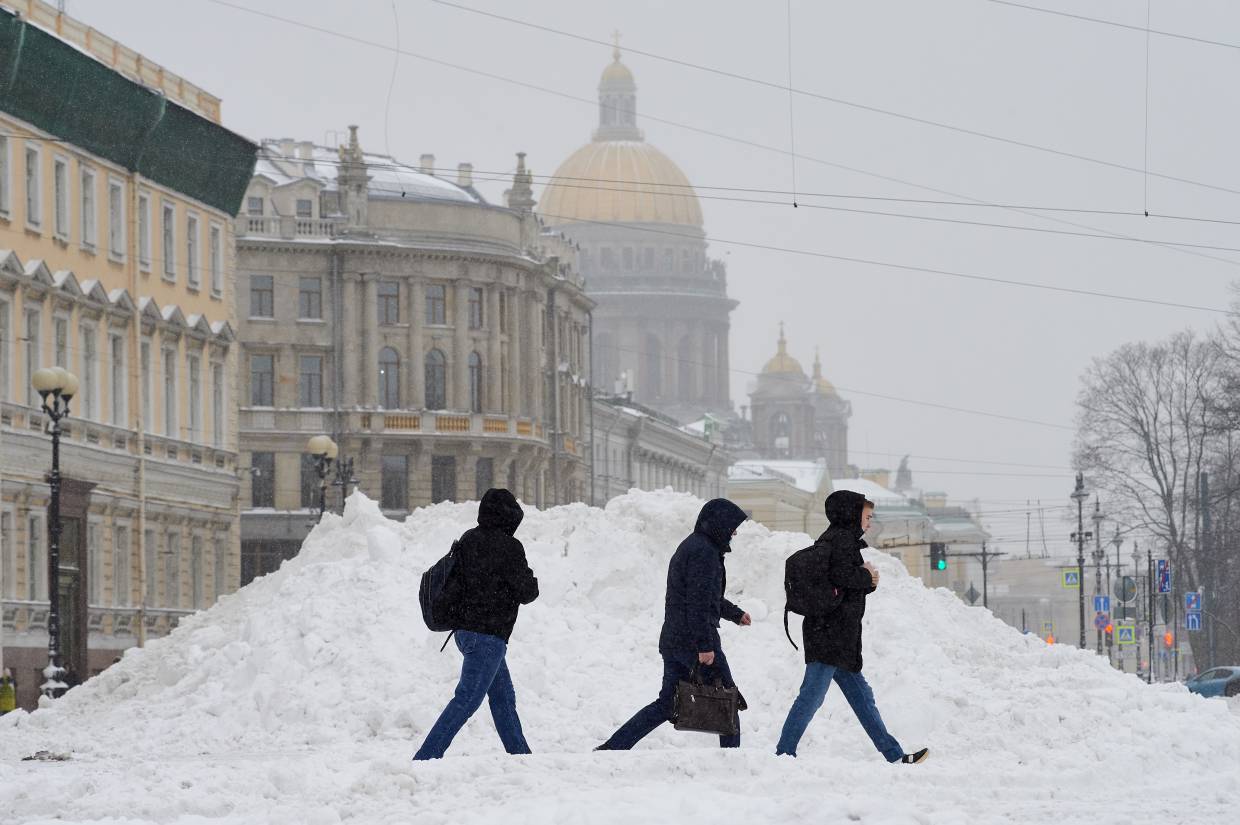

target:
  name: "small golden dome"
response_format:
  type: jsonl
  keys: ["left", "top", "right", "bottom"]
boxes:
{"left": 812, "top": 348, "right": 838, "bottom": 396}
{"left": 541, "top": 140, "right": 703, "bottom": 226}
{"left": 762, "top": 324, "right": 806, "bottom": 376}
{"left": 601, "top": 58, "right": 634, "bottom": 87}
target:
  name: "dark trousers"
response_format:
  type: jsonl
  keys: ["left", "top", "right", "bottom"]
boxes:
{"left": 413, "top": 630, "right": 531, "bottom": 760}
{"left": 599, "top": 648, "right": 740, "bottom": 750}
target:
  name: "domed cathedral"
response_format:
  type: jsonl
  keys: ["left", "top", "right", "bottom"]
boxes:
{"left": 540, "top": 43, "right": 737, "bottom": 424}
{"left": 749, "top": 325, "right": 853, "bottom": 479}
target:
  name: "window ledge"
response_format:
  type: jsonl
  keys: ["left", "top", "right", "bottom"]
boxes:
{"left": 210, "top": 290, "right": 223, "bottom": 301}
{"left": 247, "top": 316, "right": 277, "bottom": 323}
{"left": 25, "top": 224, "right": 42, "bottom": 236}
{"left": 139, "top": 260, "right": 152, "bottom": 272}
{"left": 186, "top": 285, "right": 201, "bottom": 296}
{"left": 81, "top": 242, "right": 97, "bottom": 255}
{"left": 296, "top": 318, "right": 327, "bottom": 325}
{"left": 162, "top": 274, "right": 177, "bottom": 285}
{"left": 109, "top": 252, "right": 125, "bottom": 265}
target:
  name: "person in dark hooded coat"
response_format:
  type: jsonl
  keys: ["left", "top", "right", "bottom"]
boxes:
{"left": 414, "top": 488, "right": 539, "bottom": 760}
{"left": 775, "top": 490, "right": 928, "bottom": 764}
{"left": 596, "top": 498, "right": 752, "bottom": 750}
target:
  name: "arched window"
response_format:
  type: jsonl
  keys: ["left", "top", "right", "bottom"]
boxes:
{"left": 378, "top": 347, "right": 400, "bottom": 409}
{"left": 772, "top": 411, "right": 792, "bottom": 457}
{"left": 644, "top": 335, "right": 663, "bottom": 400}
{"left": 425, "top": 349, "right": 447, "bottom": 410}
{"left": 468, "top": 351, "right": 483, "bottom": 413}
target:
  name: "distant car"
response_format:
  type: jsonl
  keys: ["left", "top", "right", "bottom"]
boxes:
{"left": 1186, "top": 666, "right": 1240, "bottom": 698}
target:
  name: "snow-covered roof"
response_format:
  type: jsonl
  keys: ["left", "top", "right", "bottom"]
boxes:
{"left": 254, "top": 142, "right": 480, "bottom": 206}
{"left": 830, "top": 477, "right": 909, "bottom": 505}
{"left": 730, "top": 459, "right": 830, "bottom": 494}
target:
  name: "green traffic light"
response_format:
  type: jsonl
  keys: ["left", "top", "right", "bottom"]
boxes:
{"left": 936, "top": 560, "right": 947, "bottom": 571}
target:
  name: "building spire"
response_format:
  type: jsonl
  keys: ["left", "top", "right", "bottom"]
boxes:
{"left": 612, "top": 29, "right": 622, "bottom": 62}
{"left": 813, "top": 346, "right": 823, "bottom": 379}
{"left": 777, "top": 322, "right": 787, "bottom": 355}
{"left": 508, "top": 151, "right": 536, "bottom": 213}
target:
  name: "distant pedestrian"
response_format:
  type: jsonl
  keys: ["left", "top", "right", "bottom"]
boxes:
{"left": 596, "top": 498, "right": 752, "bottom": 750}
{"left": 0, "top": 668, "right": 15, "bottom": 714}
{"left": 776, "top": 490, "right": 928, "bottom": 764}
{"left": 413, "top": 488, "right": 539, "bottom": 760}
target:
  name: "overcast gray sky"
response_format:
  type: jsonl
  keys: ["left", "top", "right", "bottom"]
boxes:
{"left": 68, "top": 0, "right": 1239, "bottom": 554}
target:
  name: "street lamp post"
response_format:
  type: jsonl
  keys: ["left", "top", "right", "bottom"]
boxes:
{"left": 32, "top": 366, "right": 79, "bottom": 700}
{"left": 1091, "top": 498, "right": 1105, "bottom": 654}
{"left": 332, "top": 455, "right": 356, "bottom": 514}
{"left": 1111, "top": 529, "right": 1123, "bottom": 669}
{"left": 305, "top": 435, "right": 338, "bottom": 523}
{"left": 1070, "top": 473, "right": 1090, "bottom": 650}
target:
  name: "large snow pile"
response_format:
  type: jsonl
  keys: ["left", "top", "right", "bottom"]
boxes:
{"left": 2, "top": 490, "right": 1238, "bottom": 824}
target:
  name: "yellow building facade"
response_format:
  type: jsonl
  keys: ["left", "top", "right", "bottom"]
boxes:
{"left": 0, "top": 3, "right": 256, "bottom": 709}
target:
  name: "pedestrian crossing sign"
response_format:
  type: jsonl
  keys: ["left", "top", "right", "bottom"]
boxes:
{"left": 1116, "top": 624, "right": 1136, "bottom": 645}
{"left": 1062, "top": 570, "right": 1080, "bottom": 588}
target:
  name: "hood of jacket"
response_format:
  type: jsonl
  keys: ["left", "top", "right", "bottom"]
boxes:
{"left": 694, "top": 498, "right": 748, "bottom": 550}
{"left": 477, "top": 488, "right": 524, "bottom": 535}
{"left": 824, "top": 489, "right": 871, "bottom": 539}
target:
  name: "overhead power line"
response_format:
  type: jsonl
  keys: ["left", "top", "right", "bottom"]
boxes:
{"left": 987, "top": 0, "right": 1240, "bottom": 52}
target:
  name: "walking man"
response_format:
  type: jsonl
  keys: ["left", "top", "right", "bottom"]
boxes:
{"left": 413, "top": 488, "right": 539, "bottom": 760}
{"left": 596, "top": 498, "right": 752, "bottom": 750}
{"left": 776, "top": 490, "right": 928, "bottom": 764}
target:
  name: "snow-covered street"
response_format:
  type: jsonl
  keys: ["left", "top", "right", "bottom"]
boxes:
{"left": 4, "top": 490, "right": 1238, "bottom": 824}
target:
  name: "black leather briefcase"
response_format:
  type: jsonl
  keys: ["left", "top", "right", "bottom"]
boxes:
{"left": 671, "top": 666, "right": 745, "bottom": 737}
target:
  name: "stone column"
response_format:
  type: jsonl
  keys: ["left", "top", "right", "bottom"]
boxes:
{"left": 717, "top": 324, "right": 730, "bottom": 407}
{"left": 527, "top": 290, "right": 543, "bottom": 423}
{"left": 361, "top": 274, "right": 379, "bottom": 406}
{"left": 694, "top": 322, "right": 708, "bottom": 405}
{"left": 409, "top": 276, "right": 425, "bottom": 408}
{"left": 507, "top": 287, "right": 522, "bottom": 417}
{"left": 487, "top": 285, "right": 502, "bottom": 413}
{"left": 453, "top": 279, "right": 471, "bottom": 411}
{"left": 342, "top": 273, "right": 363, "bottom": 405}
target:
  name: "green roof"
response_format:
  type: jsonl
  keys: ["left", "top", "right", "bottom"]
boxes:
{"left": 0, "top": 9, "right": 257, "bottom": 215}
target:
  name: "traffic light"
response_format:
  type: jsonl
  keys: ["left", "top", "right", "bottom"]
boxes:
{"left": 1163, "top": 631, "right": 1174, "bottom": 648}
{"left": 930, "top": 542, "right": 948, "bottom": 572}
{"left": 1046, "top": 634, "right": 1055, "bottom": 644}
{"left": 1105, "top": 624, "right": 1114, "bottom": 648}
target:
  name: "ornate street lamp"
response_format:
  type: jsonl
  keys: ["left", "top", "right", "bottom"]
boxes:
{"left": 332, "top": 455, "right": 357, "bottom": 514}
{"left": 305, "top": 435, "right": 337, "bottom": 523}
{"left": 1070, "top": 473, "right": 1090, "bottom": 650}
{"left": 32, "top": 365, "right": 79, "bottom": 700}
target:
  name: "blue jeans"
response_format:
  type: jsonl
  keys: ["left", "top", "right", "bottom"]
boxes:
{"left": 775, "top": 663, "right": 903, "bottom": 761}
{"left": 599, "top": 649, "right": 741, "bottom": 750}
{"left": 413, "top": 630, "right": 531, "bottom": 760}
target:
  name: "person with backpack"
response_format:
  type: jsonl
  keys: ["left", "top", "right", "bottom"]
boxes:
{"left": 595, "top": 498, "right": 752, "bottom": 750}
{"left": 776, "top": 489, "right": 928, "bottom": 764}
{"left": 413, "top": 488, "right": 539, "bottom": 760}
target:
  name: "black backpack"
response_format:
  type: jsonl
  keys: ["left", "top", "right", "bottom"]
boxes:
{"left": 783, "top": 541, "right": 844, "bottom": 650}
{"left": 419, "top": 540, "right": 461, "bottom": 639}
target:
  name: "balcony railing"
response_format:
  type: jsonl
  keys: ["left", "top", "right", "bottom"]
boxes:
{"left": 235, "top": 215, "right": 343, "bottom": 240}
{"left": 240, "top": 408, "right": 553, "bottom": 444}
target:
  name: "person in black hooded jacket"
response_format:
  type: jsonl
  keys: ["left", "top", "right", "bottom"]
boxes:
{"left": 596, "top": 498, "right": 752, "bottom": 750}
{"left": 774, "top": 490, "right": 928, "bottom": 764}
{"left": 413, "top": 488, "right": 538, "bottom": 760}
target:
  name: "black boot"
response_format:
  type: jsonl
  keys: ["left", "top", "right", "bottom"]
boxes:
{"left": 900, "top": 748, "right": 929, "bottom": 764}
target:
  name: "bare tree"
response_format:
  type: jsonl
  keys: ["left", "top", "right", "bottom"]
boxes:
{"left": 1074, "top": 330, "right": 1224, "bottom": 668}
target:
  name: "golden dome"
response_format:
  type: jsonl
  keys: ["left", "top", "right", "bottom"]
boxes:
{"left": 762, "top": 324, "right": 805, "bottom": 376}
{"left": 601, "top": 57, "right": 634, "bottom": 87}
{"left": 541, "top": 140, "right": 703, "bottom": 227}
{"left": 812, "top": 348, "right": 838, "bottom": 396}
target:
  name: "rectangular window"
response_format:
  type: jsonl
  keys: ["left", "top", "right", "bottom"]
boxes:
{"left": 80, "top": 165, "right": 96, "bottom": 249}
{"left": 191, "top": 536, "right": 204, "bottom": 609}
{"left": 0, "top": 299, "right": 9, "bottom": 402}
{"left": 25, "top": 144, "right": 41, "bottom": 228}
{"left": 110, "top": 334, "right": 125, "bottom": 426}
{"left": 296, "top": 198, "right": 313, "bottom": 218}
{"left": 87, "top": 523, "right": 102, "bottom": 604}
{"left": 140, "top": 339, "right": 152, "bottom": 431}
{"left": 250, "top": 354, "right": 274, "bottom": 406}
{"left": 213, "top": 536, "right": 228, "bottom": 599}
{"left": 162, "top": 201, "right": 175, "bottom": 279}
{"left": 468, "top": 287, "right": 484, "bottom": 329}
{"left": 165, "top": 531, "right": 181, "bottom": 609}
{"left": 426, "top": 284, "right": 446, "bottom": 325}
{"left": 188, "top": 354, "right": 201, "bottom": 442}
{"left": 163, "top": 348, "right": 177, "bottom": 437}
{"left": 53, "top": 157, "right": 69, "bottom": 239}
{"left": 209, "top": 224, "right": 222, "bottom": 296}
{"left": 663, "top": 248, "right": 674, "bottom": 272}
{"left": 186, "top": 213, "right": 200, "bottom": 288}
{"left": 80, "top": 324, "right": 97, "bottom": 420}
{"left": 431, "top": 455, "right": 456, "bottom": 504}
{"left": 378, "top": 281, "right": 399, "bottom": 325}
{"left": 250, "top": 275, "right": 274, "bottom": 318}
{"left": 54, "top": 318, "right": 67, "bottom": 367}
{"left": 24, "top": 310, "right": 40, "bottom": 408}
{"left": 246, "top": 196, "right": 263, "bottom": 216}
{"left": 642, "top": 247, "right": 655, "bottom": 270}
{"left": 298, "top": 355, "right": 323, "bottom": 407}
{"left": 0, "top": 136, "right": 9, "bottom": 217}
{"left": 1, "top": 512, "right": 14, "bottom": 599}
{"left": 28, "top": 514, "right": 45, "bottom": 600}
{"left": 300, "top": 454, "right": 321, "bottom": 509}
{"left": 109, "top": 179, "right": 125, "bottom": 259}
{"left": 299, "top": 277, "right": 322, "bottom": 319}
{"left": 113, "top": 525, "right": 131, "bottom": 607}
{"left": 382, "top": 454, "right": 409, "bottom": 510}
{"left": 143, "top": 529, "right": 157, "bottom": 605}
{"left": 475, "top": 457, "right": 494, "bottom": 500}
{"left": 138, "top": 193, "right": 151, "bottom": 269}
{"left": 212, "top": 363, "right": 224, "bottom": 447}
{"left": 251, "top": 452, "right": 275, "bottom": 508}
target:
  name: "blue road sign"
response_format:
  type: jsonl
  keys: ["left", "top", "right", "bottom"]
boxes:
{"left": 1093, "top": 595, "right": 1110, "bottom": 613}
{"left": 1063, "top": 570, "right": 1080, "bottom": 588}
{"left": 1094, "top": 612, "right": 1109, "bottom": 630}
{"left": 1157, "top": 559, "right": 1171, "bottom": 594}
{"left": 1116, "top": 625, "right": 1136, "bottom": 645}
{"left": 1185, "top": 592, "right": 1201, "bottom": 611}
{"left": 1186, "top": 611, "right": 1202, "bottom": 632}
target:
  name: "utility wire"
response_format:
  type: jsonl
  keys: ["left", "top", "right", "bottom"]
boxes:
{"left": 987, "top": 0, "right": 1240, "bottom": 52}
{"left": 785, "top": 0, "right": 798, "bottom": 208}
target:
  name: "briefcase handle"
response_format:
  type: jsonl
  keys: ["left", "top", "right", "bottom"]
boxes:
{"left": 688, "top": 662, "right": 723, "bottom": 687}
